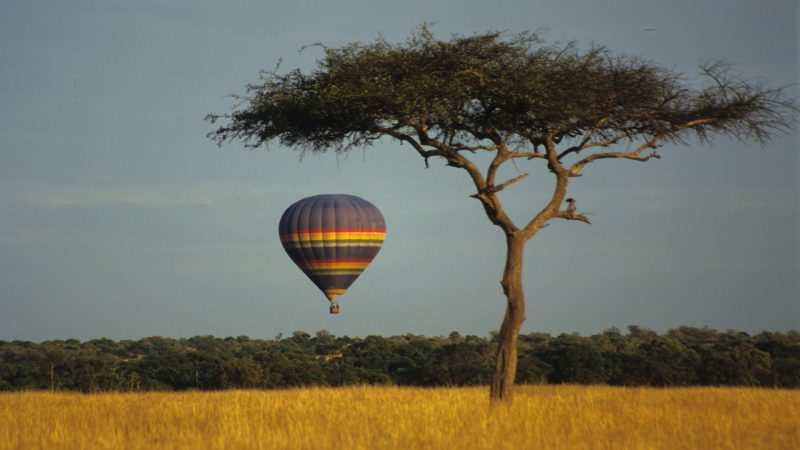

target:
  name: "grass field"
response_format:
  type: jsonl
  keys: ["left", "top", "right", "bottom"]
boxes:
{"left": 1, "top": 385, "right": 797, "bottom": 449}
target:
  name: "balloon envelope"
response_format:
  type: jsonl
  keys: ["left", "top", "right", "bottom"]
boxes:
{"left": 278, "top": 194, "right": 386, "bottom": 303}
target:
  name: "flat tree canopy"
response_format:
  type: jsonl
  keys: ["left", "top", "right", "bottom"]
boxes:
{"left": 209, "top": 28, "right": 794, "bottom": 156}
{"left": 208, "top": 27, "right": 797, "bottom": 401}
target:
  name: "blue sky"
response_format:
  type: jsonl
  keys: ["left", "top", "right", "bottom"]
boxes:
{"left": 1, "top": 0, "right": 797, "bottom": 341}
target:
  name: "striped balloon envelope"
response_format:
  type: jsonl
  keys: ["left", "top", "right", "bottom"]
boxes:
{"left": 278, "top": 194, "right": 386, "bottom": 314}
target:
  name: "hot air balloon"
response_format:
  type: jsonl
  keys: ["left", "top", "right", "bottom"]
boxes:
{"left": 279, "top": 194, "right": 386, "bottom": 314}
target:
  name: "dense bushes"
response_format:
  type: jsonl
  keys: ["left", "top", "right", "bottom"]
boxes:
{"left": 1, "top": 327, "right": 798, "bottom": 392}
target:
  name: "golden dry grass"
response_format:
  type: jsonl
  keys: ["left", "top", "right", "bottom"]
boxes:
{"left": 0, "top": 385, "right": 797, "bottom": 449}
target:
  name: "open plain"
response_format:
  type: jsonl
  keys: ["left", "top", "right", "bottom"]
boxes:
{"left": 1, "top": 385, "right": 798, "bottom": 449}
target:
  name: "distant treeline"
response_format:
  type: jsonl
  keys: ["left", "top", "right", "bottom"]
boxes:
{"left": 1, "top": 326, "right": 798, "bottom": 392}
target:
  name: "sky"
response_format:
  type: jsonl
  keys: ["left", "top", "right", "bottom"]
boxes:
{"left": 1, "top": 0, "right": 797, "bottom": 342}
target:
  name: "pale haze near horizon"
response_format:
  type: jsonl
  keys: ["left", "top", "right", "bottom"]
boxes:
{"left": 1, "top": 0, "right": 797, "bottom": 342}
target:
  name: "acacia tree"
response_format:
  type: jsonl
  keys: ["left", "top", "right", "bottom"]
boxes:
{"left": 207, "top": 28, "right": 796, "bottom": 401}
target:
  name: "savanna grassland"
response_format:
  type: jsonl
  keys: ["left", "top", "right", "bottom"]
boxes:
{"left": 1, "top": 385, "right": 798, "bottom": 450}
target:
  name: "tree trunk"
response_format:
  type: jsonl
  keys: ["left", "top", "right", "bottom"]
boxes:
{"left": 490, "top": 232, "right": 527, "bottom": 402}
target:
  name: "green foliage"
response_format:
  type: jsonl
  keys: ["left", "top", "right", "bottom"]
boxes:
{"left": 534, "top": 334, "right": 610, "bottom": 384}
{"left": 208, "top": 26, "right": 797, "bottom": 155}
{"left": 1, "top": 327, "right": 798, "bottom": 391}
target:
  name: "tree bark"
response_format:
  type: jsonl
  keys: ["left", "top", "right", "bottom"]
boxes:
{"left": 490, "top": 232, "right": 527, "bottom": 402}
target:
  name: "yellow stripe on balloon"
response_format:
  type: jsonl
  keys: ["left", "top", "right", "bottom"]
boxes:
{"left": 282, "top": 231, "right": 386, "bottom": 242}
{"left": 281, "top": 241, "right": 384, "bottom": 249}
{"left": 308, "top": 270, "right": 367, "bottom": 276}
{"left": 302, "top": 262, "right": 371, "bottom": 270}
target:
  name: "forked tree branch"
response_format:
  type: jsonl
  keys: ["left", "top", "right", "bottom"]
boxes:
{"left": 557, "top": 117, "right": 612, "bottom": 160}
{"left": 379, "top": 128, "right": 442, "bottom": 167}
{"left": 567, "top": 118, "right": 718, "bottom": 176}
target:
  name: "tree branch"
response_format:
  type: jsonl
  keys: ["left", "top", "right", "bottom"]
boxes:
{"left": 521, "top": 150, "right": 547, "bottom": 160}
{"left": 518, "top": 134, "right": 572, "bottom": 238}
{"left": 544, "top": 131, "right": 567, "bottom": 175}
{"left": 568, "top": 146, "right": 661, "bottom": 176}
{"left": 412, "top": 134, "right": 520, "bottom": 233}
{"left": 556, "top": 117, "right": 611, "bottom": 160}
{"left": 567, "top": 118, "right": 718, "bottom": 176}
{"left": 453, "top": 143, "right": 499, "bottom": 153}
{"left": 379, "top": 127, "right": 441, "bottom": 167}
{"left": 471, "top": 173, "right": 529, "bottom": 198}
{"left": 552, "top": 210, "right": 592, "bottom": 224}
